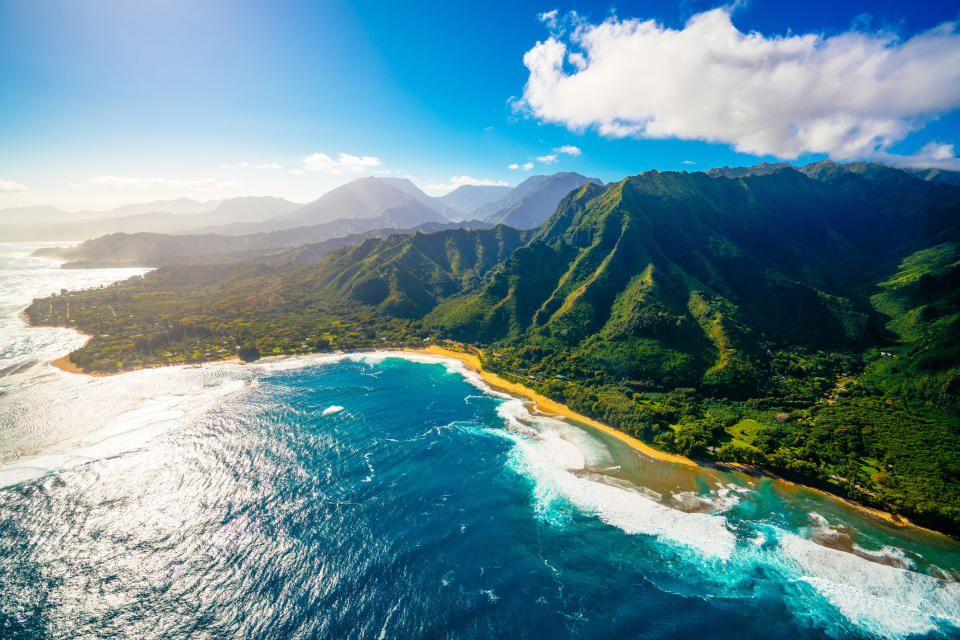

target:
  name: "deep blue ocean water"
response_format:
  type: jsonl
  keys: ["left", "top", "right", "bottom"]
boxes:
{"left": 1, "top": 244, "right": 959, "bottom": 639}
{"left": 2, "top": 356, "right": 960, "bottom": 639}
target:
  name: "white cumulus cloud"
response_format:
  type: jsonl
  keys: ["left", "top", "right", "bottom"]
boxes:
{"left": 519, "top": 8, "right": 960, "bottom": 161}
{"left": 303, "top": 152, "right": 382, "bottom": 174}
{"left": 509, "top": 162, "right": 535, "bottom": 171}
{"left": 878, "top": 141, "right": 960, "bottom": 170}
{"left": 0, "top": 179, "right": 29, "bottom": 193}
{"left": 539, "top": 9, "right": 559, "bottom": 31}
{"left": 537, "top": 154, "right": 559, "bottom": 164}
{"left": 556, "top": 145, "right": 581, "bottom": 156}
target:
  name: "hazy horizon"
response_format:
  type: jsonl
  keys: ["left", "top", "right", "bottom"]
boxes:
{"left": 1, "top": 157, "right": 954, "bottom": 217}
{"left": 2, "top": 0, "right": 959, "bottom": 211}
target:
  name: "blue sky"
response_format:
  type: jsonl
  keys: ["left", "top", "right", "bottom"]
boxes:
{"left": 1, "top": 0, "right": 958, "bottom": 209}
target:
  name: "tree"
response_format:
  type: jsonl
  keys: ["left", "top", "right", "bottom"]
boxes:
{"left": 238, "top": 344, "right": 260, "bottom": 362}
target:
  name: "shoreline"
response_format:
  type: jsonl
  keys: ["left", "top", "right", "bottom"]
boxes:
{"left": 408, "top": 346, "right": 942, "bottom": 535}
{"left": 46, "top": 341, "right": 690, "bottom": 467}
{"left": 714, "top": 461, "right": 928, "bottom": 532}
{"left": 32, "top": 322, "right": 239, "bottom": 377}
{"left": 407, "top": 345, "right": 693, "bottom": 467}
{"left": 50, "top": 352, "right": 239, "bottom": 377}
{"left": 41, "top": 340, "right": 944, "bottom": 536}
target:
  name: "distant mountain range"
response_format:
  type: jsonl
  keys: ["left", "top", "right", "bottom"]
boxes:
{"left": 222, "top": 177, "right": 453, "bottom": 234}
{"left": 0, "top": 197, "right": 219, "bottom": 227}
{"left": 6, "top": 172, "right": 596, "bottom": 242}
{"left": 8, "top": 163, "right": 960, "bottom": 243}
{"left": 437, "top": 184, "right": 512, "bottom": 218}
{"left": 35, "top": 220, "right": 494, "bottom": 268}
{"left": 707, "top": 159, "right": 960, "bottom": 187}
{"left": 30, "top": 172, "right": 602, "bottom": 262}
{"left": 0, "top": 196, "right": 294, "bottom": 241}
{"left": 195, "top": 174, "right": 598, "bottom": 235}
{"left": 478, "top": 172, "right": 602, "bottom": 228}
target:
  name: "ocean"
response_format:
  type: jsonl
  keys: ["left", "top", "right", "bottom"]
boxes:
{"left": 1, "top": 242, "right": 959, "bottom": 639}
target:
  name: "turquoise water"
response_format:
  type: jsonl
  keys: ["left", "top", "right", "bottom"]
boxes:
{"left": 1, "top": 244, "right": 960, "bottom": 639}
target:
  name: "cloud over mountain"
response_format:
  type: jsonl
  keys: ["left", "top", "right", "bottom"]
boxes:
{"left": 556, "top": 145, "right": 581, "bottom": 156}
{"left": 303, "top": 152, "right": 382, "bottom": 174}
{"left": 520, "top": 8, "right": 960, "bottom": 163}
{"left": 0, "top": 179, "right": 29, "bottom": 193}
{"left": 422, "top": 175, "right": 509, "bottom": 196}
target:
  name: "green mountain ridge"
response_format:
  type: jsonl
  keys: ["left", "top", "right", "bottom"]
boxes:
{"left": 33, "top": 219, "right": 494, "bottom": 268}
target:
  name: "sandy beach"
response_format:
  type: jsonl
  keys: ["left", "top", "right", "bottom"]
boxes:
{"left": 50, "top": 352, "right": 238, "bottom": 377}
{"left": 50, "top": 354, "right": 97, "bottom": 375}
{"left": 407, "top": 345, "right": 696, "bottom": 467}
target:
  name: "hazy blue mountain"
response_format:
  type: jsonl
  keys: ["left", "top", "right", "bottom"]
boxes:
{"left": 437, "top": 184, "right": 513, "bottom": 218}
{"left": 0, "top": 199, "right": 215, "bottom": 233}
{"left": 182, "top": 196, "right": 300, "bottom": 233}
{"left": 272, "top": 177, "right": 449, "bottom": 230}
{"left": 480, "top": 172, "right": 603, "bottom": 229}
{"left": 2, "top": 196, "right": 299, "bottom": 242}
{"left": 377, "top": 177, "right": 459, "bottom": 219}
{"left": 105, "top": 197, "right": 217, "bottom": 217}
{"left": 34, "top": 204, "right": 492, "bottom": 267}
{"left": 0, "top": 205, "right": 207, "bottom": 241}
{"left": 0, "top": 205, "right": 69, "bottom": 225}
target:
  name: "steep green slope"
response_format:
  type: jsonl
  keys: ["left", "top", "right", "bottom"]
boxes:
{"left": 305, "top": 225, "right": 528, "bottom": 317}
{"left": 428, "top": 169, "right": 958, "bottom": 398}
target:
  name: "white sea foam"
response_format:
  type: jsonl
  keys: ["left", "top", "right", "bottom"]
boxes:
{"left": 348, "top": 351, "right": 468, "bottom": 378}
{"left": 506, "top": 434, "right": 737, "bottom": 558}
{"left": 247, "top": 353, "right": 346, "bottom": 372}
{"left": 0, "top": 367, "right": 251, "bottom": 488}
{"left": 0, "top": 348, "right": 464, "bottom": 490}
{"left": 0, "top": 244, "right": 151, "bottom": 395}
{"left": 672, "top": 484, "right": 748, "bottom": 514}
{"left": 774, "top": 531, "right": 960, "bottom": 638}
{"left": 322, "top": 405, "right": 344, "bottom": 416}
{"left": 487, "top": 391, "right": 738, "bottom": 559}
{"left": 364, "top": 351, "right": 740, "bottom": 559}
{"left": 852, "top": 543, "right": 915, "bottom": 570}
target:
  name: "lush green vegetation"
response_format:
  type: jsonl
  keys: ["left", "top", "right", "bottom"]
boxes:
{"left": 27, "top": 264, "right": 437, "bottom": 371}
{"left": 27, "top": 166, "right": 960, "bottom": 533}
